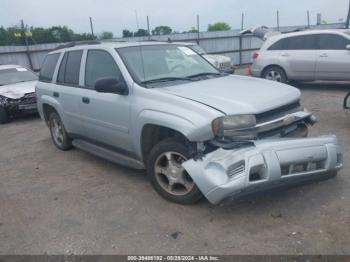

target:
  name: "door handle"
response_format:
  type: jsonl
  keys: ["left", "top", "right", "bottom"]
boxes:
{"left": 320, "top": 53, "right": 328, "bottom": 58}
{"left": 281, "top": 53, "right": 289, "bottom": 57}
{"left": 53, "top": 92, "right": 59, "bottom": 98}
{"left": 82, "top": 97, "right": 90, "bottom": 104}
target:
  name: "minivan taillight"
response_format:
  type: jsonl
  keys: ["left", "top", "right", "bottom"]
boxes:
{"left": 252, "top": 52, "right": 259, "bottom": 60}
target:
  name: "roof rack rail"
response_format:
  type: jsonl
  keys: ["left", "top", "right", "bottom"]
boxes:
{"left": 53, "top": 40, "right": 101, "bottom": 50}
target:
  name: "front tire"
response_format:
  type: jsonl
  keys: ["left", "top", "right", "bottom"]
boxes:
{"left": 147, "top": 138, "right": 203, "bottom": 205}
{"left": 49, "top": 112, "right": 72, "bottom": 151}
{"left": 262, "top": 66, "right": 287, "bottom": 83}
{"left": 0, "top": 107, "right": 10, "bottom": 124}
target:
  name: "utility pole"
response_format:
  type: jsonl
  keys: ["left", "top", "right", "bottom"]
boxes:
{"left": 197, "top": 15, "right": 200, "bottom": 44}
{"left": 147, "top": 16, "right": 151, "bottom": 40}
{"left": 21, "top": 19, "right": 33, "bottom": 70}
{"left": 89, "top": 17, "right": 95, "bottom": 39}
{"left": 307, "top": 10, "right": 310, "bottom": 28}
{"left": 277, "top": 11, "right": 280, "bottom": 31}
{"left": 241, "top": 13, "right": 245, "bottom": 30}
{"left": 346, "top": 0, "right": 350, "bottom": 28}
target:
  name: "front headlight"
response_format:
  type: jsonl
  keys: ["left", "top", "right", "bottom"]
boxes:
{"left": 212, "top": 115, "right": 256, "bottom": 136}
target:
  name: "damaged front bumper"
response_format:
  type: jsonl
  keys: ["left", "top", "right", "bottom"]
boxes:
{"left": 183, "top": 135, "right": 342, "bottom": 204}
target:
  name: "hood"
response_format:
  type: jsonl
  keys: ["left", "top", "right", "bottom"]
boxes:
{"left": 203, "top": 54, "right": 231, "bottom": 63}
{"left": 156, "top": 75, "right": 300, "bottom": 115}
{"left": 0, "top": 81, "right": 37, "bottom": 99}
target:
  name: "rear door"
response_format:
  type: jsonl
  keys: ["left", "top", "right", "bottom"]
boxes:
{"left": 315, "top": 33, "right": 350, "bottom": 80}
{"left": 79, "top": 49, "right": 133, "bottom": 152}
{"left": 270, "top": 35, "right": 317, "bottom": 80}
{"left": 54, "top": 50, "right": 84, "bottom": 134}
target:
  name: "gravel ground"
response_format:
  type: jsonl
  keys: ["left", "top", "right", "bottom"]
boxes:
{"left": 0, "top": 81, "right": 349, "bottom": 255}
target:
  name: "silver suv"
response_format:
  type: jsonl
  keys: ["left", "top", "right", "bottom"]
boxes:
{"left": 36, "top": 41, "right": 342, "bottom": 205}
{"left": 251, "top": 30, "right": 350, "bottom": 83}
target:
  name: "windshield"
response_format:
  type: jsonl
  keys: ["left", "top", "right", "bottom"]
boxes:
{"left": 0, "top": 68, "right": 38, "bottom": 86}
{"left": 188, "top": 44, "right": 206, "bottom": 55}
{"left": 117, "top": 44, "right": 219, "bottom": 84}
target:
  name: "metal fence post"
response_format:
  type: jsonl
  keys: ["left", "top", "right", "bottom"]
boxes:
{"left": 21, "top": 19, "right": 34, "bottom": 70}
{"left": 147, "top": 16, "right": 151, "bottom": 40}
{"left": 197, "top": 15, "right": 200, "bottom": 45}
{"left": 239, "top": 35, "right": 242, "bottom": 66}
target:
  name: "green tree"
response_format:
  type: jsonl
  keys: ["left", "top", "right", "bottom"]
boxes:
{"left": 0, "top": 25, "right": 97, "bottom": 46}
{"left": 134, "top": 29, "right": 149, "bottom": 37}
{"left": 188, "top": 27, "right": 198, "bottom": 33}
{"left": 207, "top": 22, "right": 231, "bottom": 32}
{"left": 31, "top": 27, "right": 56, "bottom": 43}
{"left": 182, "top": 27, "right": 198, "bottom": 33}
{"left": 49, "top": 26, "right": 75, "bottom": 42}
{"left": 100, "top": 31, "right": 114, "bottom": 40}
{"left": 6, "top": 26, "right": 24, "bottom": 45}
{"left": 122, "top": 29, "right": 133, "bottom": 38}
{"left": 152, "top": 26, "right": 172, "bottom": 35}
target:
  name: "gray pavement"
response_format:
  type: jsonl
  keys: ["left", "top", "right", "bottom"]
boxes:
{"left": 0, "top": 81, "right": 349, "bottom": 255}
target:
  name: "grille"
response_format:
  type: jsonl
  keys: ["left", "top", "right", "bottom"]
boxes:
{"left": 256, "top": 102, "right": 301, "bottom": 124}
{"left": 20, "top": 92, "right": 36, "bottom": 105}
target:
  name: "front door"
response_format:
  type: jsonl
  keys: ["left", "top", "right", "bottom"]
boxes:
{"left": 79, "top": 49, "right": 132, "bottom": 152}
{"left": 316, "top": 33, "right": 350, "bottom": 81}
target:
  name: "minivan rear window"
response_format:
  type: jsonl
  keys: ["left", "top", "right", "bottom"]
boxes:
{"left": 39, "top": 53, "right": 60, "bottom": 82}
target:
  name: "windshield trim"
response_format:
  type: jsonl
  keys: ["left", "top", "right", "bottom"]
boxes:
{"left": 115, "top": 44, "right": 220, "bottom": 88}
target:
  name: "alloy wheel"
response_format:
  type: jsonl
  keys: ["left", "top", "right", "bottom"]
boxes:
{"left": 154, "top": 152, "right": 195, "bottom": 196}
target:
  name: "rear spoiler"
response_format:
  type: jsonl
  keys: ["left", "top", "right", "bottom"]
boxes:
{"left": 240, "top": 26, "right": 281, "bottom": 40}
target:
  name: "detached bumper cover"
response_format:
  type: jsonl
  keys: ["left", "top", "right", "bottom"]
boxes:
{"left": 183, "top": 135, "right": 342, "bottom": 204}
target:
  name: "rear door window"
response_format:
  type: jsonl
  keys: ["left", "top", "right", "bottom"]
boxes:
{"left": 319, "top": 34, "right": 350, "bottom": 50}
{"left": 269, "top": 35, "right": 318, "bottom": 50}
{"left": 85, "top": 50, "right": 124, "bottom": 88}
{"left": 57, "top": 50, "right": 83, "bottom": 86}
{"left": 39, "top": 53, "right": 60, "bottom": 82}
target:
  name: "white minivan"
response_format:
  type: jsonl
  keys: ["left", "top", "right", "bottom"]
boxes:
{"left": 251, "top": 30, "right": 350, "bottom": 83}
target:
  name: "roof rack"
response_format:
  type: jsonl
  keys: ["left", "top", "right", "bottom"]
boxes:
{"left": 53, "top": 40, "right": 101, "bottom": 51}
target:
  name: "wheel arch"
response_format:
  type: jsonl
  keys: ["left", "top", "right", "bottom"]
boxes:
{"left": 42, "top": 103, "right": 59, "bottom": 125}
{"left": 140, "top": 124, "right": 193, "bottom": 164}
{"left": 261, "top": 64, "right": 288, "bottom": 80}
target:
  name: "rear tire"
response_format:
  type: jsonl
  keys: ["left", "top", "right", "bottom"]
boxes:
{"left": 49, "top": 112, "right": 72, "bottom": 151}
{"left": 262, "top": 66, "right": 287, "bottom": 83}
{"left": 147, "top": 138, "right": 203, "bottom": 205}
{"left": 0, "top": 107, "right": 10, "bottom": 124}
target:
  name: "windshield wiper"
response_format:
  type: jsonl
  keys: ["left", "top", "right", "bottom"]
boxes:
{"left": 187, "top": 72, "right": 226, "bottom": 79}
{"left": 141, "top": 77, "right": 196, "bottom": 85}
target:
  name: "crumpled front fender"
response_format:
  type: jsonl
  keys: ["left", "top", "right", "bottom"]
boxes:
{"left": 183, "top": 135, "right": 342, "bottom": 204}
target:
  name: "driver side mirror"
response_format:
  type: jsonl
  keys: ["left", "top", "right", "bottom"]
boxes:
{"left": 346, "top": 44, "right": 350, "bottom": 50}
{"left": 94, "top": 77, "right": 128, "bottom": 95}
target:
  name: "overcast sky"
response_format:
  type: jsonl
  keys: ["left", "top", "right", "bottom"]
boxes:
{"left": 1, "top": 0, "right": 349, "bottom": 37}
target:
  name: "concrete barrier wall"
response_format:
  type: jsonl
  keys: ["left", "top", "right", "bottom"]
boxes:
{"left": 0, "top": 23, "right": 344, "bottom": 71}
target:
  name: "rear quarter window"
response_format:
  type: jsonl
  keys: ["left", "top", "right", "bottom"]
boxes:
{"left": 39, "top": 53, "right": 60, "bottom": 82}
{"left": 57, "top": 50, "right": 83, "bottom": 86}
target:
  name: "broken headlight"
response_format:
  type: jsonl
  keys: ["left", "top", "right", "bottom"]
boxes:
{"left": 212, "top": 115, "right": 256, "bottom": 137}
